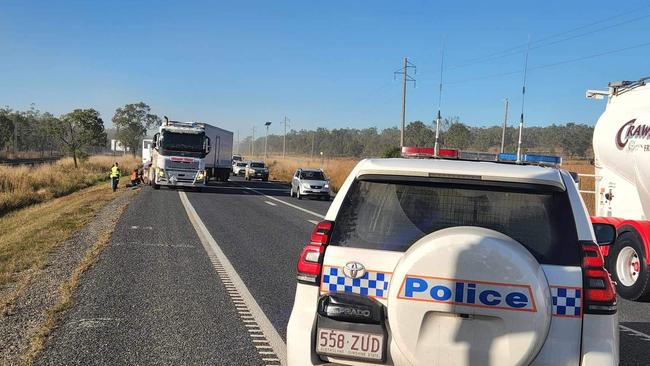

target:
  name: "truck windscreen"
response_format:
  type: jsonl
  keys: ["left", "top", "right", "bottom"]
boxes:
{"left": 161, "top": 131, "right": 205, "bottom": 152}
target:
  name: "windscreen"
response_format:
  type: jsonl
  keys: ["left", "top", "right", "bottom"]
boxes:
{"left": 300, "top": 171, "right": 325, "bottom": 180}
{"left": 161, "top": 131, "right": 205, "bottom": 152}
{"left": 251, "top": 163, "right": 265, "bottom": 168}
{"left": 237, "top": 162, "right": 247, "bottom": 167}
{"left": 330, "top": 177, "right": 580, "bottom": 265}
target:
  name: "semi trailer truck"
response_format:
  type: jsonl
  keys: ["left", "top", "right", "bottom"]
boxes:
{"left": 587, "top": 77, "right": 650, "bottom": 300}
{"left": 146, "top": 117, "right": 233, "bottom": 190}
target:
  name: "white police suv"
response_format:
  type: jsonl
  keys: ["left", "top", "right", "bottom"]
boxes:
{"left": 287, "top": 147, "right": 618, "bottom": 366}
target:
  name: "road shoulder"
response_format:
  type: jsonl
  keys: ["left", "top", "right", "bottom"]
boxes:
{"left": 0, "top": 186, "right": 138, "bottom": 365}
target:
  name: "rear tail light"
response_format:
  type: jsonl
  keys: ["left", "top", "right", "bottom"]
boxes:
{"left": 582, "top": 242, "right": 617, "bottom": 314}
{"left": 297, "top": 221, "right": 333, "bottom": 284}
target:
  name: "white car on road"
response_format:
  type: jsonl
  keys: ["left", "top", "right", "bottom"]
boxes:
{"left": 287, "top": 149, "right": 618, "bottom": 366}
{"left": 232, "top": 161, "right": 247, "bottom": 176}
{"left": 290, "top": 168, "right": 331, "bottom": 200}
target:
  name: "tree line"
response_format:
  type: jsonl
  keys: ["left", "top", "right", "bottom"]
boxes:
{"left": 0, "top": 103, "right": 159, "bottom": 167}
{"left": 2, "top": 104, "right": 594, "bottom": 165}
{"left": 239, "top": 119, "right": 594, "bottom": 158}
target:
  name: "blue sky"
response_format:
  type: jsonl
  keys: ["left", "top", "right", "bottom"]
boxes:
{"left": 1, "top": 0, "right": 649, "bottom": 135}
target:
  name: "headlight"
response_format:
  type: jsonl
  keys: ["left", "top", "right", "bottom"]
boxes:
{"left": 302, "top": 183, "right": 311, "bottom": 189}
{"left": 324, "top": 183, "right": 330, "bottom": 189}
{"left": 157, "top": 169, "right": 165, "bottom": 177}
{"left": 196, "top": 170, "right": 205, "bottom": 180}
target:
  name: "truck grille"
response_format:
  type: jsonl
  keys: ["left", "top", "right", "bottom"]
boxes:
{"left": 166, "top": 160, "right": 199, "bottom": 170}
{"left": 311, "top": 185, "right": 323, "bottom": 189}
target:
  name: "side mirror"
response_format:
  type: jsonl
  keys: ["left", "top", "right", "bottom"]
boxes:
{"left": 593, "top": 223, "right": 617, "bottom": 245}
{"left": 205, "top": 137, "right": 211, "bottom": 154}
{"left": 152, "top": 133, "right": 159, "bottom": 148}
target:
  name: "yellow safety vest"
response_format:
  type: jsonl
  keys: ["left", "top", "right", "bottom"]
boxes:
{"left": 110, "top": 166, "right": 120, "bottom": 178}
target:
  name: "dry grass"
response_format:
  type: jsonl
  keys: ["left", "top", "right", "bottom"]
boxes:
{"left": 263, "top": 155, "right": 358, "bottom": 192}
{"left": 563, "top": 159, "right": 596, "bottom": 215}
{"left": 0, "top": 155, "right": 139, "bottom": 216}
{"left": 0, "top": 184, "right": 121, "bottom": 290}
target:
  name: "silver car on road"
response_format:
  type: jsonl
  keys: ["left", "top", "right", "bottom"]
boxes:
{"left": 290, "top": 168, "right": 331, "bottom": 200}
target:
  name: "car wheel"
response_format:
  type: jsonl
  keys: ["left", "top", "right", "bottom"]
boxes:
{"left": 610, "top": 231, "right": 650, "bottom": 301}
{"left": 153, "top": 184, "right": 160, "bottom": 190}
{"left": 289, "top": 187, "right": 293, "bottom": 197}
{"left": 296, "top": 190, "right": 302, "bottom": 200}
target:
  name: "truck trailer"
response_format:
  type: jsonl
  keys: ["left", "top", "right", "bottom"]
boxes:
{"left": 587, "top": 77, "right": 650, "bottom": 300}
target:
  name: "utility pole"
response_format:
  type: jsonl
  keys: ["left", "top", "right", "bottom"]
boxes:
{"left": 310, "top": 131, "right": 315, "bottom": 160}
{"left": 394, "top": 58, "right": 416, "bottom": 148}
{"left": 282, "top": 116, "right": 288, "bottom": 158}
{"left": 251, "top": 126, "right": 256, "bottom": 157}
{"left": 236, "top": 130, "right": 240, "bottom": 155}
{"left": 500, "top": 98, "right": 509, "bottom": 153}
{"left": 264, "top": 122, "right": 272, "bottom": 158}
{"left": 13, "top": 120, "right": 18, "bottom": 153}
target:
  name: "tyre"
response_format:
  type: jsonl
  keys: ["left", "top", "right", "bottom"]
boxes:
{"left": 263, "top": 177, "right": 268, "bottom": 182}
{"left": 289, "top": 187, "right": 293, "bottom": 197}
{"left": 296, "top": 190, "right": 302, "bottom": 200}
{"left": 609, "top": 231, "right": 650, "bottom": 301}
{"left": 153, "top": 184, "right": 160, "bottom": 190}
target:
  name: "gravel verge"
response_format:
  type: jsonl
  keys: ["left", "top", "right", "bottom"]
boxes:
{"left": 0, "top": 188, "right": 137, "bottom": 365}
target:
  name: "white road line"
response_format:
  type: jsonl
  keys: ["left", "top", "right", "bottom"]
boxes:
{"left": 265, "top": 201, "right": 277, "bottom": 206}
{"left": 307, "top": 219, "right": 319, "bottom": 225}
{"left": 179, "top": 191, "right": 287, "bottom": 365}
{"left": 235, "top": 184, "right": 325, "bottom": 219}
{"left": 620, "top": 325, "right": 650, "bottom": 341}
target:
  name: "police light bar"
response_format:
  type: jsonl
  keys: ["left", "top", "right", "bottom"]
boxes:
{"left": 401, "top": 147, "right": 459, "bottom": 159}
{"left": 498, "top": 153, "right": 562, "bottom": 166}
{"left": 459, "top": 151, "right": 498, "bottom": 161}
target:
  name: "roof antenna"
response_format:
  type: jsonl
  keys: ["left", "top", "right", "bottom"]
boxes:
{"left": 516, "top": 35, "right": 531, "bottom": 164}
{"left": 434, "top": 39, "right": 445, "bottom": 157}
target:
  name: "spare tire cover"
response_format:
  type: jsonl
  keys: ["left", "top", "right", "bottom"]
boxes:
{"left": 387, "top": 227, "right": 551, "bottom": 366}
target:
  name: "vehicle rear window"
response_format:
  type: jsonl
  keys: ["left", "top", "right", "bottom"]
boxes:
{"left": 329, "top": 177, "right": 580, "bottom": 266}
{"left": 251, "top": 163, "right": 265, "bottom": 168}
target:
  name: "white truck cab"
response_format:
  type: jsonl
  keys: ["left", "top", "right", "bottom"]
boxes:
{"left": 288, "top": 149, "right": 618, "bottom": 366}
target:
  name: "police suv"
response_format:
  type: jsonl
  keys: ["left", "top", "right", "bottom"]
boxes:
{"left": 287, "top": 147, "right": 618, "bottom": 366}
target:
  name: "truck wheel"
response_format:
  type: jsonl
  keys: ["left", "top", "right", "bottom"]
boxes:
{"left": 153, "top": 184, "right": 160, "bottom": 190}
{"left": 610, "top": 231, "right": 650, "bottom": 301}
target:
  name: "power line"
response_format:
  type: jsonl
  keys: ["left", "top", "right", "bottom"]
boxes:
{"left": 449, "top": 5, "right": 650, "bottom": 70}
{"left": 445, "top": 40, "right": 650, "bottom": 86}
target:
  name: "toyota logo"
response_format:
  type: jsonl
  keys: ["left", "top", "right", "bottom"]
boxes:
{"left": 343, "top": 262, "right": 366, "bottom": 279}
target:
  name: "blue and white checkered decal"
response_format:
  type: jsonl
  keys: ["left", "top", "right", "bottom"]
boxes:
{"left": 551, "top": 286, "right": 581, "bottom": 317}
{"left": 321, "top": 266, "right": 391, "bottom": 298}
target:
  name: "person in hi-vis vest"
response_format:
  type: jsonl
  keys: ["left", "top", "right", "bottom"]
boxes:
{"left": 110, "top": 162, "right": 121, "bottom": 192}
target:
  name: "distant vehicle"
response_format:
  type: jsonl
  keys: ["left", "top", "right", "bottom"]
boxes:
{"left": 289, "top": 168, "right": 330, "bottom": 200}
{"left": 587, "top": 77, "right": 650, "bottom": 300}
{"left": 244, "top": 161, "right": 269, "bottom": 181}
{"left": 142, "top": 139, "right": 153, "bottom": 165}
{"left": 232, "top": 161, "right": 247, "bottom": 176}
{"left": 146, "top": 117, "right": 233, "bottom": 190}
{"left": 288, "top": 150, "right": 618, "bottom": 366}
{"left": 232, "top": 154, "right": 243, "bottom": 164}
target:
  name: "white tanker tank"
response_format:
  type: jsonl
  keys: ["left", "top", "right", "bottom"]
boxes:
{"left": 588, "top": 77, "right": 650, "bottom": 301}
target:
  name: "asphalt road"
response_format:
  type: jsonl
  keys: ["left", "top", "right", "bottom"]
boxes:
{"left": 37, "top": 176, "right": 650, "bottom": 365}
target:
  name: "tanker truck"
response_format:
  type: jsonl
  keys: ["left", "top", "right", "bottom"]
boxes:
{"left": 147, "top": 117, "right": 233, "bottom": 190}
{"left": 587, "top": 77, "right": 650, "bottom": 300}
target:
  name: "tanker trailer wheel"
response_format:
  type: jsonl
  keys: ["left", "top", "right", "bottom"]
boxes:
{"left": 610, "top": 232, "right": 650, "bottom": 301}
